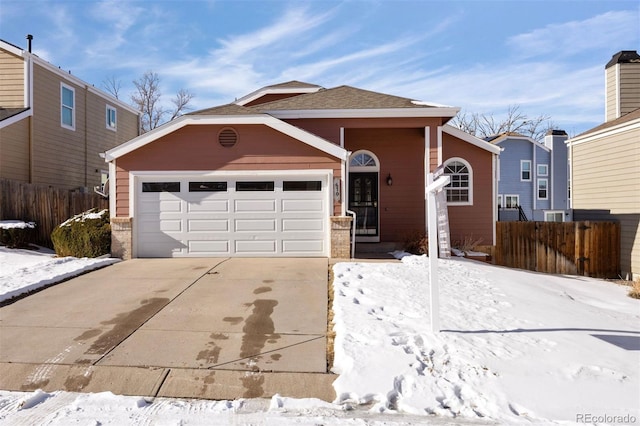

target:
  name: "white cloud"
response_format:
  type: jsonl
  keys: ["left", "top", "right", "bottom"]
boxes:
{"left": 507, "top": 10, "right": 639, "bottom": 58}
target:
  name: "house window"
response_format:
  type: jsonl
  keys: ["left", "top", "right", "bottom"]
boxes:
{"left": 283, "top": 181, "right": 322, "bottom": 191}
{"left": 236, "top": 181, "right": 275, "bottom": 191}
{"left": 350, "top": 152, "right": 377, "bottom": 168}
{"left": 538, "top": 179, "right": 548, "bottom": 200}
{"left": 520, "top": 160, "right": 531, "bottom": 181}
{"left": 497, "top": 194, "right": 503, "bottom": 208}
{"left": 545, "top": 211, "right": 564, "bottom": 222}
{"left": 189, "top": 182, "right": 227, "bottom": 192}
{"left": 443, "top": 158, "right": 472, "bottom": 205}
{"left": 106, "top": 105, "right": 117, "bottom": 131}
{"left": 537, "top": 164, "right": 548, "bottom": 176}
{"left": 142, "top": 182, "right": 180, "bottom": 192}
{"left": 61, "top": 83, "right": 75, "bottom": 130}
{"left": 505, "top": 195, "right": 519, "bottom": 209}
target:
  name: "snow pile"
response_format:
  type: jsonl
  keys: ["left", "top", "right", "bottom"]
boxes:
{"left": 0, "top": 247, "right": 119, "bottom": 303}
{"left": 0, "top": 220, "right": 36, "bottom": 230}
{"left": 59, "top": 209, "right": 108, "bottom": 227}
{"left": 332, "top": 255, "right": 640, "bottom": 423}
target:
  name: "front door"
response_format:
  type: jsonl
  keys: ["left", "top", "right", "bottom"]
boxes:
{"left": 349, "top": 172, "right": 379, "bottom": 238}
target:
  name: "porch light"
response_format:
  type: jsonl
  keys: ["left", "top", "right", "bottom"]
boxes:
{"left": 386, "top": 173, "right": 393, "bottom": 186}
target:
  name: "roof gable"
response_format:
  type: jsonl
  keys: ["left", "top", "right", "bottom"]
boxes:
{"left": 235, "top": 81, "right": 322, "bottom": 106}
{"left": 443, "top": 125, "right": 502, "bottom": 155}
{"left": 104, "top": 114, "right": 348, "bottom": 162}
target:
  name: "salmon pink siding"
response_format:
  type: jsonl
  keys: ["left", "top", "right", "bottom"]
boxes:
{"left": 441, "top": 132, "right": 495, "bottom": 245}
{"left": 114, "top": 124, "right": 341, "bottom": 217}
{"left": 344, "top": 127, "right": 426, "bottom": 241}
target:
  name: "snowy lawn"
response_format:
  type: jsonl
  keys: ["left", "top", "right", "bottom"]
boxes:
{"left": 0, "top": 248, "right": 638, "bottom": 425}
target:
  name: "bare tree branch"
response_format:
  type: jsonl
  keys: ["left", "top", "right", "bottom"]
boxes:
{"left": 102, "top": 74, "right": 122, "bottom": 99}
{"left": 129, "top": 71, "right": 194, "bottom": 133}
{"left": 169, "top": 88, "right": 195, "bottom": 121}
{"left": 451, "top": 105, "right": 556, "bottom": 142}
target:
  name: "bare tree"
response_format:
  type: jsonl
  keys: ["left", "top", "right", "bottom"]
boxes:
{"left": 451, "top": 105, "right": 556, "bottom": 142}
{"left": 130, "top": 71, "right": 194, "bottom": 133}
{"left": 102, "top": 74, "right": 122, "bottom": 99}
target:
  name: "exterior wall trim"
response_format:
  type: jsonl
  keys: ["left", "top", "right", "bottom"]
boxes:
{"left": 567, "top": 119, "right": 640, "bottom": 146}
{"left": 0, "top": 109, "right": 32, "bottom": 129}
{"left": 105, "top": 115, "right": 348, "bottom": 162}
{"left": 235, "top": 86, "right": 322, "bottom": 106}
{"left": 442, "top": 124, "right": 503, "bottom": 155}
{"left": 266, "top": 107, "right": 460, "bottom": 119}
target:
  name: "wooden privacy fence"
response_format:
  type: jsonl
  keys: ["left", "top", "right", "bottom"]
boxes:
{"left": 495, "top": 221, "right": 620, "bottom": 278}
{"left": 0, "top": 179, "right": 108, "bottom": 248}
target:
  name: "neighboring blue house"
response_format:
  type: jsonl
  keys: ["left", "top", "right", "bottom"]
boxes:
{"left": 487, "top": 130, "right": 571, "bottom": 222}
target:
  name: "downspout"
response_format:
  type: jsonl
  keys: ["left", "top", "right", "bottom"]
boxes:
{"left": 25, "top": 37, "right": 34, "bottom": 183}
{"left": 84, "top": 86, "right": 89, "bottom": 189}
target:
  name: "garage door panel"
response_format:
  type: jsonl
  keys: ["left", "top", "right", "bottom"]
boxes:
{"left": 235, "top": 199, "right": 276, "bottom": 212}
{"left": 236, "top": 240, "right": 277, "bottom": 253}
{"left": 281, "top": 199, "right": 323, "bottom": 212}
{"left": 282, "top": 240, "right": 324, "bottom": 253}
{"left": 187, "top": 200, "right": 229, "bottom": 212}
{"left": 282, "top": 219, "right": 324, "bottom": 231}
{"left": 188, "top": 219, "right": 229, "bottom": 232}
{"left": 188, "top": 240, "right": 230, "bottom": 254}
{"left": 235, "top": 219, "right": 277, "bottom": 232}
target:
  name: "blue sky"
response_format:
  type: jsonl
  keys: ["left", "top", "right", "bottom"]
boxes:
{"left": 1, "top": 0, "right": 638, "bottom": 135}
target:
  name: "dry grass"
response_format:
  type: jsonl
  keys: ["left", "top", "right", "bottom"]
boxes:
{"left": 453, "top": 235, "right": 484, "bottom": 254}
{"left": 628, "top": 280, "right": 640, "bottom": 299}
{"left": 402, "top": 230, "right": 429, "bottom": 255}
{"left": 326, "top": 266, "right": 336, "bottom": 372}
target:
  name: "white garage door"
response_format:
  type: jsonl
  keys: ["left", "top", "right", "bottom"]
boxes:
{"left": 135, "top": 173, "right": 330, "bottom": 257}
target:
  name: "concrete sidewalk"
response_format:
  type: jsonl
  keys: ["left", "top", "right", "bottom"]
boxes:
{"left": 0, "top": 258, "right": 335, "bottom": 401}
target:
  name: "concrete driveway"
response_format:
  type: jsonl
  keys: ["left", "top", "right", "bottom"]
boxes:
{"left": 0, "top": 258, "right": 335, "bottom": 401}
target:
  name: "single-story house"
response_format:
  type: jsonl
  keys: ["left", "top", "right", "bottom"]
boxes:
{"left": 104, "top": 81, "right": 501, "bottom": 259}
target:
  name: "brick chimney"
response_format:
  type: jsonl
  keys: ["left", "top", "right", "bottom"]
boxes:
{"left": 605, "top": 50, "right": 640, "bottom": 122}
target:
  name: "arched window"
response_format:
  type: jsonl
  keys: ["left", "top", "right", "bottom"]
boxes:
{"left": 443, "top": 158, "right": 473, "bottom": 205}
{"left": 349, "top": 150, "right": 379, "bottom": 171}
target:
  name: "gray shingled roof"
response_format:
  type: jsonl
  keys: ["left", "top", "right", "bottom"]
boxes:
{"left": 188, "top": 103, "right": 256, "bottom": 116}
{"left": 249, "top": 85, "right": 429, "bottom": 111}
{"left": 261, "top": 80, "right": 323, "bottom": 90}
{"left": 0, "top": 107, "right": 29, "bottom": 121}
{"left": 574, "top": 107, "right": 640, "bottom": 138}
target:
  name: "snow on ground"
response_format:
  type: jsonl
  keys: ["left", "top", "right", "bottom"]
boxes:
{"left": 0, "top": 247, "right": 638, "bottom": 425}
{"left": 0, "top": 246, "right": 119, "bottom": 303}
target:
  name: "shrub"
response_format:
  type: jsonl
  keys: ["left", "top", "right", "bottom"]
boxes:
{"left": 403, "top": 230, "right": 429, "bottom": 255}
{"left": 0, "top": 221, "right": 36, "bottom": 249}
{"left": 51, "top": 209, "right": 111, "bottom": 258}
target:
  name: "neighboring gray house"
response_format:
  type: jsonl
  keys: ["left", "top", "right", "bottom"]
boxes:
{"left": 488, "top": 130, "right": 570, "bottom": 222}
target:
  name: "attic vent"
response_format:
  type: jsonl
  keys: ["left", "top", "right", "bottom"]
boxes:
{"left": 218, "top": 128, "right": 238, "bottom": 148}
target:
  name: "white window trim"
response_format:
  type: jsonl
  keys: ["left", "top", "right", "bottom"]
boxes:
{"left": 520, "top": 160, "right": 531, "bottom": 181}
{"left": 106, "top": 105, "right": 117, "bottom": 131}
{"left": 61, "top": 83, "right": 75, "bottom": 131}
{"left": 443, "top": 157, "right": 473, "bottom": 206}
{"left": 505, "top": 194, "right": 519, "bottom": 209}
{"left": 537, "top": 178, "right": 549, "bottom": 200}
{"left": 544, "top": 211, "right": 565, "bottom": 222}
{"left": 537, "top": 164, "right": 548, "bottom": 176}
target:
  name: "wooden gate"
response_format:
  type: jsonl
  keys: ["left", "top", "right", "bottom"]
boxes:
{"left": 495, "top": 221, "right": 620, "bottom": 278}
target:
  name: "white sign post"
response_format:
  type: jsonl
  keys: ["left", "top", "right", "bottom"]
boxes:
{"left": 426, "top": 172, "right": 450, "bottom": 333}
